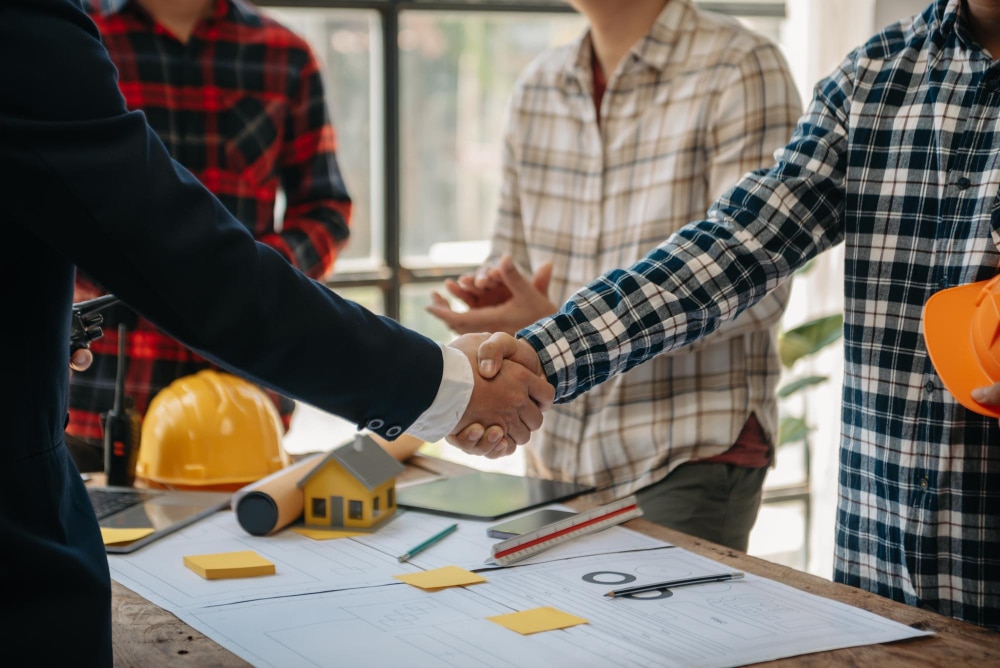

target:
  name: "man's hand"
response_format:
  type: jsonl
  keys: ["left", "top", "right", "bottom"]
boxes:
{"left": 441, "top": 258, "right": 511, "bottom": 309}
{"left": 446, "top": 332, "right": 553, "bottom": 458}
{"left": 447, "top": 333, "right": 548, "bottom": 455}
{"left": 476, "top": 331, "right": 544, "bottom": 378}
{"left": 427, "top": 254, "right": 556, "bottom": 335}
{"left": 971, "top": 383, "right": 1000, "bottom": 426}
{"left": 70, "top": 348, "right": 93, "bottom": 372}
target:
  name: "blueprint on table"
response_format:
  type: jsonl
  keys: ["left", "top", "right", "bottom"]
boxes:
{"left": 108, "top": 508, "right": 929, "bottom": 667}
{"left": 108, "top": 506, "right": 667, "bottom": 610}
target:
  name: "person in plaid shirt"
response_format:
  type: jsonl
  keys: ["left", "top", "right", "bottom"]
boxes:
{"left": 67, "top": 0, "right": 353, "bottom": 471}
{"left": 465, "top": 0, "right": 1000, "bottom": 629}
{"left": 428, "top": 0, "right": 801, "bottom": 551}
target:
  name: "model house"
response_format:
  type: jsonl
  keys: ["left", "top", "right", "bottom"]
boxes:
{"left": 298, "top": 434, "right": 405, "bottom": 529}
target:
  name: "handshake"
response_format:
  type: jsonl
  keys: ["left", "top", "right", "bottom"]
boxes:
{"left": 430, "top": 254, "right": 563, "bottom": 460}
{"left": 445, "top": 333, "right": 552, "bottom": 460}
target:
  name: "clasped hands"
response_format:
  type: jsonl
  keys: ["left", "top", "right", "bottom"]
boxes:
{"left": 435, "top": 254, "right": 560, "bottom": 459}
{"left": 446, "top": 332, "right": 549, "bottom": 458}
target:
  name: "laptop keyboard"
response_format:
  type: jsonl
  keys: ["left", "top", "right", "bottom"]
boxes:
{"left": 88, "top": 488, "right": 159, "bottom": 519}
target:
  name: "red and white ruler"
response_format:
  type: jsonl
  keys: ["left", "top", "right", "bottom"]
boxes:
{"left": 487, "top": 495, "right": 643, "bottom": 566}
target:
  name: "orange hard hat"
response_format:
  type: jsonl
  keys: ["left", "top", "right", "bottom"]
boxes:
{"left": 136, "top": 370, "right": 290, "bottom": 491}
{"left": 923, "top": 275, "right": 1000, "bottom": 417}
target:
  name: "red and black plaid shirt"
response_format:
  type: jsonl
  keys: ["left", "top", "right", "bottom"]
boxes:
{"left": 68, "top": 0, "right": 352, "bottom": 440}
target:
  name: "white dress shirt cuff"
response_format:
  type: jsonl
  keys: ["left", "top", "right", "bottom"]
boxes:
{"left": 403, "top": 344, "right": 473, "bottom": 443}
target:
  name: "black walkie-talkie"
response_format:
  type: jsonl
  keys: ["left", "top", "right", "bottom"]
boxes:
{"left": 104, "top": 323, "right": 141, "bottom": 486}
{"left": 70, "top": 294, "right": 120, "bottom": 354}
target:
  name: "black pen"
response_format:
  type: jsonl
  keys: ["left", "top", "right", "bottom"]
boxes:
{"left": 604, "top": 571, "right": 745, "bottom": 598}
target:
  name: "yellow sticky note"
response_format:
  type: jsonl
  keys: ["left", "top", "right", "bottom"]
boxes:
{"left": 393, "top": 565, "right": 486, "bottom": 590}
{"left": 487, "top": 607, "right": 588, "bottom": 635}
{"left": 100, "top": 527, "right": 154, "bottom": 545}
{"left": 183, "top": 550, "right": 276, "bottom": 580}
{"left": 290, "top": 527, "right": 368, "bottom": 540}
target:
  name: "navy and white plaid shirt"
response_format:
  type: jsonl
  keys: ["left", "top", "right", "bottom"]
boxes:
{"left": 521, "top": 0, "right": 999, "bottom": 628}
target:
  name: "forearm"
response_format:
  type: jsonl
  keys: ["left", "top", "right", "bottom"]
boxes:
{"left": 277, "top": 54, "right": 352, "bottom": 280}
{"left": 679, "top": 40, "right": 801, "bottom": 350}
{"left": 275, "top": 139, "right": 352, "bottom": 279}
{"left": 490, "top": 121, "right": 532, "bottom": 270}
{"left": 520, "top": 130, "right": 848, "bottom": 404}
{"left": 264, "top": 199, "right": 350, "bottom": 280}
{"left": 672, "top": 280, "right": 790, "bottom": 354}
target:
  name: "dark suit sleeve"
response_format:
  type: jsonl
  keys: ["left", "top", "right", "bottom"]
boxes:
{"left": 0, "top": 0, "right": 442, "bottom": 438}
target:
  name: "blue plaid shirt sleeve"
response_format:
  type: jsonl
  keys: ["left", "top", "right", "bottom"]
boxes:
{"left": 519, "top": 61, "right": 850, "bottom": 402}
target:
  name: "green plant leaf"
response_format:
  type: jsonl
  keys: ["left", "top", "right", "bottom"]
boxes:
{"left": 779, "top": 313, "right": 844, "bottom": 368}
{"left": 778, "top": 416, "right": 810, "bottom": 446}
{"left": 777, "top": 374, "right": 829, "bottom": 398}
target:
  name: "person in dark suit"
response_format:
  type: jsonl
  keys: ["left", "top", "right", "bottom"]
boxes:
{"left": 0, "top": 1, "right": 552, "bottom": 664}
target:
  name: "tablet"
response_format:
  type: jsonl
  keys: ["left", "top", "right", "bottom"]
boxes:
{"left": 486, "top": 508, "right": 577, "bottom": 538}
{"left": 397, "top": 471, "right": 594, "bottom": 520}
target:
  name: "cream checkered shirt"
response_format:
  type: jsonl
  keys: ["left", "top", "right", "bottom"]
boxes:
{"left": 494, "top": 0, "right": 802, "bottom": 501}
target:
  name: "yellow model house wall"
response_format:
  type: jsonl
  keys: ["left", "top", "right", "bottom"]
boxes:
{"left": 302, "top": 460, "right": 396, "bottom": 528}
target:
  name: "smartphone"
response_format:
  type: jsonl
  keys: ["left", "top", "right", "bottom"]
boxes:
{"left": 486, "top": 508, "right": 576, "bottom": 539}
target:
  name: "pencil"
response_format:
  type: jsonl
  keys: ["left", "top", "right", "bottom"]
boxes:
{"left": 604, "top": 571, "right": 744, "bottom": 598}
{"left": 397, "top": 523, "right": 458, "bottom": 563}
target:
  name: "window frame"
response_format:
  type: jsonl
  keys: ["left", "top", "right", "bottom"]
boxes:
{"left": 348, "top": 498, "right": 365, "bottom": 520}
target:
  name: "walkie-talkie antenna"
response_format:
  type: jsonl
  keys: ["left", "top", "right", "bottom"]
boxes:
{"left": 113, "top": 323, "right": 126, "bottom": 414}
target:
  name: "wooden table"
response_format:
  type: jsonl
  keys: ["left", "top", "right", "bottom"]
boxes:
{"left": 109, "top": 455, "right": 1000, "bottom": 666}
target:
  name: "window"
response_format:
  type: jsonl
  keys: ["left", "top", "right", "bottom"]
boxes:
{"left": 312, "top": 497, "right": 327, "bottom": 518}
{"left": 349, "top": 499, "right": 364, "bottom": 520}
{"left": 264, "top": 2, "right": 585, "bottom": 334}
{"left": 373, "top": 494, "right": 381, "bottom": 517}
{"left": 387, "top": 486, "right": 395, "bottom": 508}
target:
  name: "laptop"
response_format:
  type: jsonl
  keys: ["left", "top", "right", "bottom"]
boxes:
{"left": 88, "top": 485, "right": 232, "bottom": 554}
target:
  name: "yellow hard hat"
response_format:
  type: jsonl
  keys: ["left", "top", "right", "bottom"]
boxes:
{"left": 136, "top": 370, "right": 290, "bottom": 491}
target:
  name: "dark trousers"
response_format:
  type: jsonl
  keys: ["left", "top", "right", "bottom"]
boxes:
{"left": 635, "top": 461, "right": 768, "bottom": 552}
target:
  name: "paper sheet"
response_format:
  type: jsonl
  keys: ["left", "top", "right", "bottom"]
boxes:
{"left": 108, "top": 507, "right": 665, "bottom": 610}
{"left": 108, "top": 507, "right": 930, "bottom": 668}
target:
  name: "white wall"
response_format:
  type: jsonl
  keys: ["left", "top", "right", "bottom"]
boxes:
{"left": 875, "top": 0, "right": 933, "bottom": 30}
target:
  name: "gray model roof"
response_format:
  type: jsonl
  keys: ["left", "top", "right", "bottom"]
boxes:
{"left": 298, "top": 434, "right": 405, "bottom": 491}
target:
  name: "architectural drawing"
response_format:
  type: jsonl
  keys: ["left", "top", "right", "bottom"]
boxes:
{"left": 107, "top": 508, "right": 928, "bottom": 667}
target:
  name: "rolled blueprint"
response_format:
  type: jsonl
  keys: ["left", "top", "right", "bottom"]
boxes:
{"left": 233, "top": 452, "right": 324, "bottom": 536}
